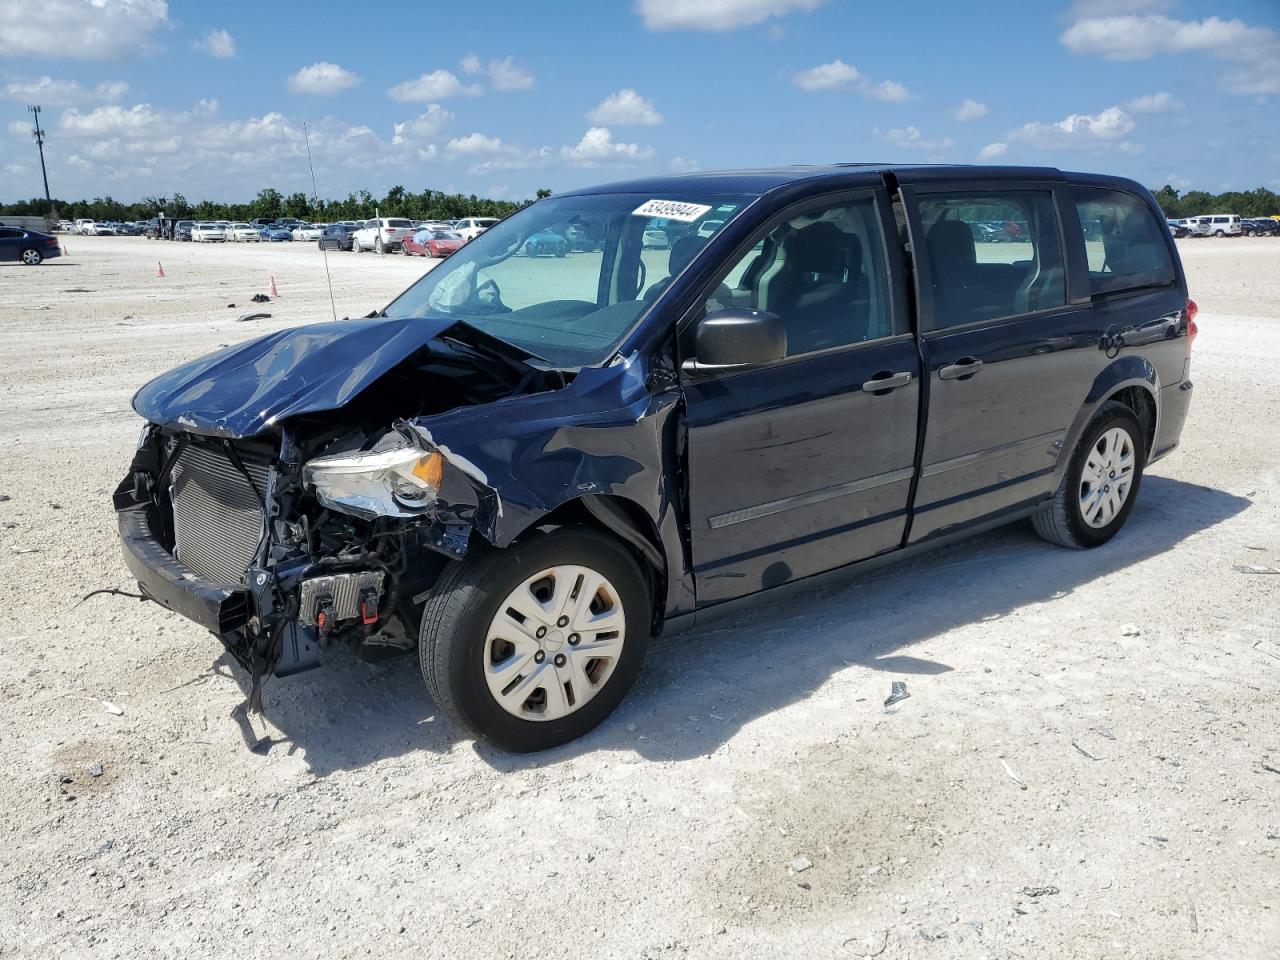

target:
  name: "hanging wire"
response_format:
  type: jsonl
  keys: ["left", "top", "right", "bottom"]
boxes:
{"left": 302, "top": 121, "right": 339, "bottom": 322}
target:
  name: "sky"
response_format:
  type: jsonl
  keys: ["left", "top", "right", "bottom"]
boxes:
{"left": 1, "top": 0, "right": 1278, "bottom": 205}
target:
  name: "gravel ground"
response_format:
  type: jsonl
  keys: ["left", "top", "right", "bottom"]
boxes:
{"left": 1, "top": 236, "right": 1277, "bottom": 959}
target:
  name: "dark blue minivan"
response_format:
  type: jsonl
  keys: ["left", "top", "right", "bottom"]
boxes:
{"left": 115, "top": 165, "right": 1195, "bottom": 750}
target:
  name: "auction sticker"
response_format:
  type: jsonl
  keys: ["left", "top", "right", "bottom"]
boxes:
{"left": 632, "top": 199, "right": 713, "bottom": 222}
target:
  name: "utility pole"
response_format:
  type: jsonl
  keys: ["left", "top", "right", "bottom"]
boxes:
{"left": 28, "top": 105, "right": 54, "bottom": 218}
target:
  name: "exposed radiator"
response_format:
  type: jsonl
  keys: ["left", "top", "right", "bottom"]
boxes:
{"left": 170, "top": 442, "right": 270, "bottom": 586}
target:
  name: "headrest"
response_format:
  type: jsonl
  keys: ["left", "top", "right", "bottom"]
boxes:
{"left": 668, "top": 235, "right": 702, "bottom": 275}
{"left": 926, "top": 219, "right": 976, "bottom": 269}
{"left": 784, "top": 222, "right": 845, "bottom": 275}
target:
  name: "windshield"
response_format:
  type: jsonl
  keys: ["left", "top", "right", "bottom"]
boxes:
{"left": 382, "top": 192, "right": 753, "bottom": 367}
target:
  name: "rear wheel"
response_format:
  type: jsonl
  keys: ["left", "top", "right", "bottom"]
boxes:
{"left": 420, "top": 528, "right": 649, "bottom": 752}
{"left": 1032, "top": 402, "right": 1145, "bottom": 549}
{"left": 1215, "top": 229, "right": 1225, "bottom": 237}
{"left": 20, "top": 248, "right": 43, "bottom": 265}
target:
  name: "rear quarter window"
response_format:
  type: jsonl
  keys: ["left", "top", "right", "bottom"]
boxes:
{"left": 1073, "top": 187, "right": 1175, "bottom": 296}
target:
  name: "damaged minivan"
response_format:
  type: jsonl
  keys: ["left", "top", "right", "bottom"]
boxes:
{"left": 115, "top": 165, "right": 1195, "bottom": 751}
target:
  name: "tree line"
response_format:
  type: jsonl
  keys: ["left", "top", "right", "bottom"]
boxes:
{"left": 2, "top": 183, "right": 1276, "bottom": 224}
{"left": 1150, "top": 185, "right": 1278, "bottom": 219}
{"left": 0, "top": 185, "right": 555, "bottom": 224}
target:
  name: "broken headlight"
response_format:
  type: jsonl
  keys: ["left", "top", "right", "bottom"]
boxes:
{"left": 303, "top": 442, "right": 443, "bottom": 519}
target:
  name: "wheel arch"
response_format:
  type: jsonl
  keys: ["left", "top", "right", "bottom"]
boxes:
{"left": 1055, "top": 357, "right": 1160, "bottom": 487}
{"left": 507, "top": 494, "right": 670, "bottom": 632}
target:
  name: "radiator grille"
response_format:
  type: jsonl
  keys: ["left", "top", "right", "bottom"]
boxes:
{"left": 170, "top": 443, "right": 271, "bottom": 586}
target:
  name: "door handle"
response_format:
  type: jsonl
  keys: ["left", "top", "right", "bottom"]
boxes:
{"left": 938, "top": 357, "right": 983, "bottom": 381}
{"left": 862, "top": 371, "right": 913, "bottom": 393}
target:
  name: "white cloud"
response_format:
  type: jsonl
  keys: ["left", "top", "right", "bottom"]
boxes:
{"left": 866, "top": 80, "right": 909, "bottom": 103}
{"left": 461, "top": 53, "right": 534, "bottom": 91}
{"left": 1164, "top": 174, "right": 1191, "bottom": 191}
{"left": 561, "top": 126, "right": 653, "bottom": 166}
{"left": 5, "top": 162, "right": 28, "bottom": 175}
{"left": 0, "top": 0, "right": 168, "bottom": 59}
{"left": 670, "top": 156, "right": 701, "bottom": 172}
{"left": 587, "top": 89, "right": 663, "bottom": 126}
{"left": 487, "top": 56, "right": 535, "bottom": 91}
{"left": 387, "top": 69, "right": 482, "bottom": 102}
{"left": 1, "top": 76, "right": 128, "bottom": 106}
{"left": 1061, "top": 14, "right": 1280, "bottom": 96}
{"left": 196, "top": 28, "right": 236, "bottom": 59}
{"left": 1007, "top": 105, "right": 1138, "bottom": 152}
{"left": 978, "top": 142, "right": 1008, "bottom": 160}
{"left": 1124, "top": 91, "right": 1180, "bottom": 114}
{"left": 793, "top": 59, "right": 910, "bottom": 100}
{"left": 954, "top": 99, "right": 988, "bottom": 122}
{"left": 793, "top": 58, "right": 861, "bottom": 90}
{"left": 288, "top": 62, "right": 360, "bottom": 95}
{"left": 446, "top": 132, "right": 509, "bottom": 155}
{"left": 392, "top": 104, "right": 453, "bottom": 144}
{"left": 877, "top": 126, "right": 954, "bottom": 151}
{"left": 636, "top": 0, "right": 824, "bottom": 31}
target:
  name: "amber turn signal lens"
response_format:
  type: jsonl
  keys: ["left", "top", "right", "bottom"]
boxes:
{"left": 411, "top": 452, "right": 443, "bottom": 488}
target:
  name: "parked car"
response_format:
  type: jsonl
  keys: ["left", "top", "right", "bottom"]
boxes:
{"left": 1189, "top": 214, "right": 1241, "bottom": 237}
{"left": 453, "top": 217, "right": 499, "bottom": 242}
{"left": 522, "top": 228, "right": 570, "bottom": 258}
{"left": 73, "top": 219, "right": 96, "bottom": 235}
{"left": 402, "top": 227, "right": 465, "bottom": 258}
{"left": 0, "top": 225, "right": 62, "bottom": 264}
{"left": 291, "top": 223, "right": 323, "bottom": 242}
{"left": 114, "top": 164, "right": 1195, "bottom": 752}
{"left": 190, "top": 222, "right": 226, "bottom": 242}
{"left": 1242, "top": 218, "right": 1279, "bottom": 236}
{"left": 226, "top": 222, "right": 261, "bottom": 242}
{"left": 318, "top": 222, "right": 358, "bottom": 251}
{"left": 642, "top": 226, "right": 668, "bottom": 249}
{"left": 1167, "top": 219, "right": 1191, "bottom": 238}
{"left": 259, "top": 223, "right": 294, "bottom": 242}
{"left": 56, "top": 219, "right": 75, "bottom": 233}
{"left": 174, "top": 220, "right": 194, "bottom": 241}
{"left": 352, "top": 217, "right": 415, "bottom": 253}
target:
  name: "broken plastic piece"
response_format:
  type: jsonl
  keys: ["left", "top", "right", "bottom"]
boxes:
{"left": 884, "top": 680, "right": 910, "bottom": 707}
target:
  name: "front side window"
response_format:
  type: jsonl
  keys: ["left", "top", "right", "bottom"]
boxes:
{"left": 1073, "top": 187, "right": 1175, "bottom": 295}
{"left": 696, "top": 195, "right": 895, "bottom": 357}
{"left": 916, "top": 191, "right": 1066, "bottom": 330}
{"left": 382, "top": 192, "right": 751, "bottom": 367}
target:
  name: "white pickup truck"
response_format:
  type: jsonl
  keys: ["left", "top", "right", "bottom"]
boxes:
{"left": 352, "top": 217, "right": 416, "bottom": 253}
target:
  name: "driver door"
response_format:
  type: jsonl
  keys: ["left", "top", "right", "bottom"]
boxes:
{"left": 681, "top": 188, "right": 921, "bottom": 606}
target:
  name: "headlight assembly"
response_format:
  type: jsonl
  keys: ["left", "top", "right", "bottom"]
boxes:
{"left": 303, "top": 443, "right": 443, "bottom": 519}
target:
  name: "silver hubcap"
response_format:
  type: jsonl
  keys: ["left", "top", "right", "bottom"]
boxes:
{"left": 1079, "top": 426, "right": 1135, "bottom": 528}
{"left": 484, "top": 565, "right": 626, "bottom": 722}
{"left": 22, "top": 250, "right": 39, "bottom": 264}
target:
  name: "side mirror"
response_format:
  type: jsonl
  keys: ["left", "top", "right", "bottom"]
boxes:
{"left": 687, "top": 308, "right": 787, "bottom": 372}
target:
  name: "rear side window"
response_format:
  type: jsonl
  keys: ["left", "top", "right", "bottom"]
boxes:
{"left": 915, "top": 191, "right": 1066, "bottom": 331}
{"left": 1074, "top": 187, "right": 1175, "bottom": 295}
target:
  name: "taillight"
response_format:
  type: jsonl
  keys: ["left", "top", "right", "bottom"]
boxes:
{"left": 1185, "top": 298, "right": 1198, "bottom": 356}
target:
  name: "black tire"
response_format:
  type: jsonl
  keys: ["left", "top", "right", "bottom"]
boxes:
{"left": 420, "top": 527, "right": 650, "bottom": 752}
{"left": 1215, "top": 229, "right": 1225, "bottom": 237}
{"left": 20, "top": 248, "right": 43, "bottom": 265}
{"left": 1032, "top": 401, "right": 1146, "bottom": 549}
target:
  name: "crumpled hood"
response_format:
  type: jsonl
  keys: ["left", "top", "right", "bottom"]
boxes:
{"left": 133, "top": 316, "right": 455, "bottom": 438}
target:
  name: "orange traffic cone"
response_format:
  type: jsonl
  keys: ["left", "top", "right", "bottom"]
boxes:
{"left": 269, "top": 275, "right": 279, "bottom": 298}
{"left": 156, "top": 261, "right": 165, "bottom": 277}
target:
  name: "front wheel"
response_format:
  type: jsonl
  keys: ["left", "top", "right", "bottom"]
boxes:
{"left": 1215, "top": 229, "right": 1225, "bottom": 237}
{"left": 20, "top": 248, "right": 43, "bottom": 265}
{"left": 420, "top": 528, "right": 650, "bottom": 752}
{"left": 1032, "top": 402, "right": 1145, "bottom": 549}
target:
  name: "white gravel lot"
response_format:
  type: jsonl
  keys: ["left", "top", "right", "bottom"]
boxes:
{"left": 0, "top": 235, "right": 1277, "bottom": 959}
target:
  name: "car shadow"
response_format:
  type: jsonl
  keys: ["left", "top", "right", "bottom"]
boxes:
{"left": 228, "top": 476, "right": 1247, "bottom": 776}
